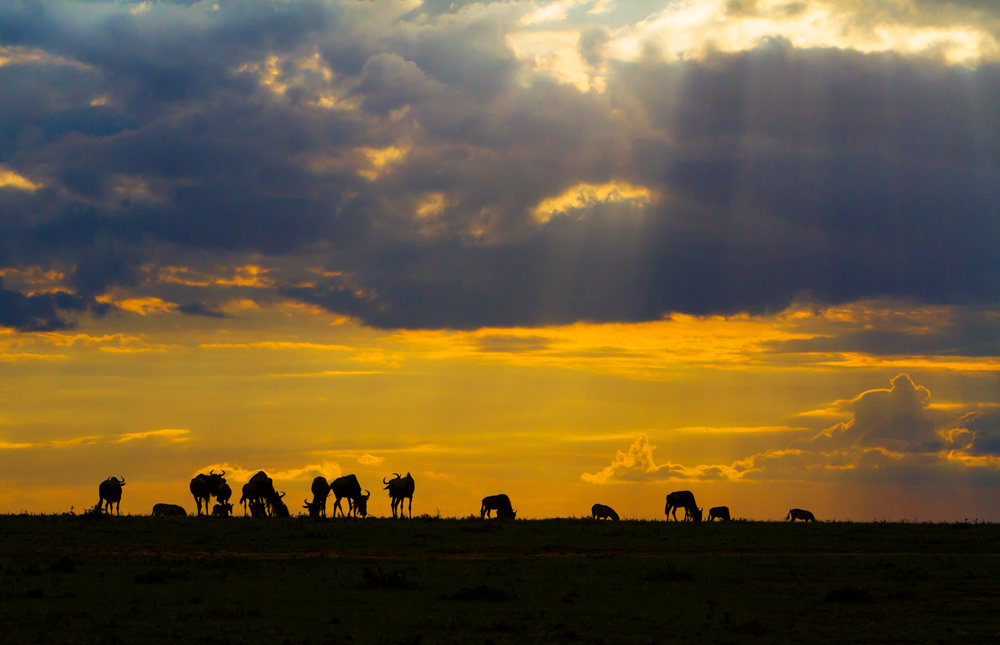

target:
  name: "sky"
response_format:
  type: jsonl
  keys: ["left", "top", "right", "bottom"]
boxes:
{"left": 0, "top": 0, "right": 999, "bottom": 520}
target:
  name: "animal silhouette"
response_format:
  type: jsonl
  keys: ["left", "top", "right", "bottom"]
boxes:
{"left": 708, "top": 506, "right": 731, "bottom": 521}
{"left": 787, "top": 508, "right": 816, "bottom": 522}
{"left": 269, "top": 491, "right": 290, "bottom": 517}
{"left": 152, "top": 503, "right": 186, "bottom": 517}
{"left": 383, "top": 472, "right": 414, "bottom": 518}
{"left": 97, "top": 476, "right": 125, "bottom": 515}
{"left": 591, "top": 503, "right": 619, "bottom": 520}
{"left": 189, "top": 469, "right": 226, "bottom": 516}
{"left": 331, "top": 474, "right": 370, "bottom": 518}
{"left": 211, "top": 502, "right": 233, "bottom": 516}
{"left": 481, "top": 494, "right": 516, "bottom": 519}
{"left": 216, "top": 482, "right": 232, "bottom": 506}
{"left": 665, "top": 490, "right": 702, "bottom": 522}
{"left": 309, "top": 476, "right": 331, "bottom": 517}
{"left": 240, "top": 471, "right": 276, "bottom": 516}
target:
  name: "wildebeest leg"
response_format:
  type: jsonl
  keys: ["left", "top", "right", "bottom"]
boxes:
{"left": 407, "top": 497, "right": 412, "bottom": 518}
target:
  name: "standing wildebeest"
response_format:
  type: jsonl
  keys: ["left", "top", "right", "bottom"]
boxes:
{"left": 708, "top": 506, "right": 731, "bottom": 521}
{"left": 217, "top": 482, "right": 232, "bottom": 506}
{"left": 481, "top": 494, "right": 516, "bottom": 520}
{"left": 787, "top": 508, "right": 816, "bottom": 522}
{"left": 97, "top": 476, "right": 125, "bottom": 515}
{"left": 189, "top": 469, "right": 226, "bottom": 516}
{"left": 152, "top": 503, "right": 186, "bottom": 517}
{"left": 309, "top": 476, "right": 330, "bottom": 517}
{"left": 383, "top": 472, "right": 415, "bottom": 519}
{"left": 240, "top": 471, "right": 276, "bottom": 516}
{"left": 665, "top": 490, "right": 702, "bottom": 522}
{"left": 591, "top": 503, "right": 619, "bottom": 521}
{"left": 330, "top": 474, "right": 370, "bottom": 518}
{"left": 211, "top": 502, "right": 233, "bottom": 517}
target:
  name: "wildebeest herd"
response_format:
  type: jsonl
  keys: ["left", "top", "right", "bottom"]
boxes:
{"left": 94, "top": 473, "right": 816, "bottom": 522}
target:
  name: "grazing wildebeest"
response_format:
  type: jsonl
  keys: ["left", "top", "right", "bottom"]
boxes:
{"left": 481, "top": 494, "right": 516, "bottom": 520}
{"left": 269, "top": 491, "right": 290, "bottom": 517}
{"left": 240, "top": 471, "right": 276, "bottom": 516}
{"left": 665, "top": 490, "right": 702, "bottom": 522}
{"left": 383, "top": 472, "right": 415, "bottom": 519}
{"left": 787, "top": 508, "right": 816, "bottom": 522}
{"left": 97, "top": 476, "right": 126, "bottom": 515}
{"left": 152, "top": 503, "right": 186, "bottom": 517}
{"left": 330, "top": 474, "right": 370, "bottom": 518}
{"left": 189, "top": 469, "right": 226, "bottom": 516}
{"left": 708, "top": 506, "right": 731, "bottom": 521}
{"left": 211, "top": 502, "right": 233, "bottom": 517}
{"left": 309, "top": 476, "right": 330, "bottom": 517}
{"left": 591, "top": 503, "right": 619, "bottom": 521}
{"left": 303, "top": 498, "right": 322, "bottom": 517}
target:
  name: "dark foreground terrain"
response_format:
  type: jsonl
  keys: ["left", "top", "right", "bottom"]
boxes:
{"left": 1, "top": 515, "right": 998, "bottom": 643}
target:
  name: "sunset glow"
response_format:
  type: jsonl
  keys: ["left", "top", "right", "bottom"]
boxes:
{"left": 0, "top": 0, "right": 998, "bottom": 522}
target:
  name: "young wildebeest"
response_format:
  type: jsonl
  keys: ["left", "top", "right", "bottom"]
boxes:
{"left": 330, "top": 474, "right": 370, "bottom": 518}
{"left": 152, "top": 503, "right": 186, "bottom": 517}
{"left": 189, "top": 469, "right": 226, "bottom": 516}
{"left": 97, "top": 476, "right": 126, "bottom": 515}
{"left": 383, "top": 472, "right": 415, "bottom": 519}
{"left": 665, "top": 490, "right": 702, "bottom": 522}
{"left": 591, "top": 503, "right": 619, "bottom": 521}
{"left": 708, "top": 506, "right": 731, "bottom": 521}
{"left": 216, "top": 482, "right": 232, "bottom": 506}
{"left": 211, "top": 502, "right": 233, "bottom": 517}
{"left": 481, "top": 494, "right": 516, "bottom": 520}
{"left": 787, "top": 508, "right": 816, "bottom": 522}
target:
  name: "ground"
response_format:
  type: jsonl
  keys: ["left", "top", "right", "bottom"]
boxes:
{"left": 1, "top": 514, "right": 998, "bottom": 643}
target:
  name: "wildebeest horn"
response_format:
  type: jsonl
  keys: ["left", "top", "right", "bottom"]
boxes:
{"left": 117, "top": 477, "right": 126, "bottom": 485}
{"left": 210, "top": 469, "right": 216, "bottom": 475}
{"left": 382, "top": 472, "right": 400, "bottom": 484}
{"left": 363, "top": 489, "right": 370, "bottom": 499}
{"left": 279, "top": 491, "right": 286, "bottom": 499}
{"left": 219, "top": 469, "right": 225, "bottom": 477}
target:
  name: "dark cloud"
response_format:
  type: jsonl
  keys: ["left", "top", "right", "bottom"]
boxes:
{"left": 177, "top": 302, "right": 229, "bottom": 318}
{"left": 0, "top": 279, "right": 99, "bottom": 331}
{"left": 2, "top": 2, "right": 1000, "bottom": 330}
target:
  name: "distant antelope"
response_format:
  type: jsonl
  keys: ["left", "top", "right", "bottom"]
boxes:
{"left": 331, "top": 474, "right": 370, "bottom": 518}
{"left": 665, "top": 490, "right": 702, "bottom": 522}
{"left": 787, "top": 508, "right": 816, "bottom": 522}
{"left": 97, "top": 476, "right": 125, "bottom": 515}
{"left": 152, "top": 503, "right": 186, "bottom": 517}
{"left": 383, "top": 472, "right": 415, "bottom": 519}
{"left": 708, "top": 506, "right": 731, "bottom": 521}
{"left": 591, "top": 503, "right": 619, "bottom": 521}
{"left": 481, "top": 494, "right": 516, "bottom": 520}
{"left": 189, "top": 469, "right": 226, "bottom": 516}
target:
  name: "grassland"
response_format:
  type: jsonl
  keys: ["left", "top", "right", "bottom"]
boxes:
{"left": 1, "top": 514, "right": 998, "bottom": 643}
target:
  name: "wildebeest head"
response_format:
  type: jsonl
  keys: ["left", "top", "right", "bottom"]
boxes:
{"left": 354, "top": 490, "right": 371, "bottom": 517}
{"left": 303, "top": 498, "right": 322, "bottom": 518}
{"left": 690, "top": 507, "right": 703, "bottom": 522}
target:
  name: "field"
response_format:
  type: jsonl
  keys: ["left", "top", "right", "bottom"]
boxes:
{"left": 1, "top": 515, "right": 998, "bottom": 644}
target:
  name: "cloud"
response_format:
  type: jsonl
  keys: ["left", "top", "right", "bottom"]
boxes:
{"left": 113, "top": 428, "right": 190, "bottom": 444}
{"left": 584, "top": 375, "right": 1000, "bottom": 485}
{"left": 581, "top": 434, "right": 733, "bottom": 483}
{"left": 193, "top": 460, "right": 343, "bottom": 486}
{"left": 1, "top": 2, "right": 1000, "bottom": 332}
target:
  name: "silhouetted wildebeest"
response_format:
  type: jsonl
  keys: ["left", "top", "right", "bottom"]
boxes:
{"left": 708, "top": 506, "right": 731, "bottom": 521}
{"left": 665, "top": 490, "right": 702, "bottom": 522}
{"left": 481, "top": 494, "right": 516, "bottom": 520}
{"left": 383, "top": 472, "right": 415, "bottom": 518}
{"left": 787, "top": 508, "right": 816, "bottom": 522}
{"left": 331, "top": 474, "right": 370, "bottom": 518}
{"left": 303, "top": 498, "right": 322, "bottom": 517}
{"left": 211, "top": 502, "right": 233, "bottom": 517}
{"left": 240, "top": 471, "right": 276, "bottom": 516}
{"left": 189, "top": 469, "right": 226, "bottom": 516}
{"left": 152, "top": 503, "right": 186, "bottom": 517}
{"left": 591, "top": 503, "right": 619, "bottom": 520}
{"left": 248, "top": 498, "right": 267, "bottom": 518}
{"left": 269, "top": 491, "right": 290, "bottom": 517}
{"left": 309, "top": 476, "right": 331, "bottom": 517}
{"left": 216, "top": 482, "right": 232, "bottom": 506}
{"left": 97, "top": 476, "right": 125, "bottom": 515}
